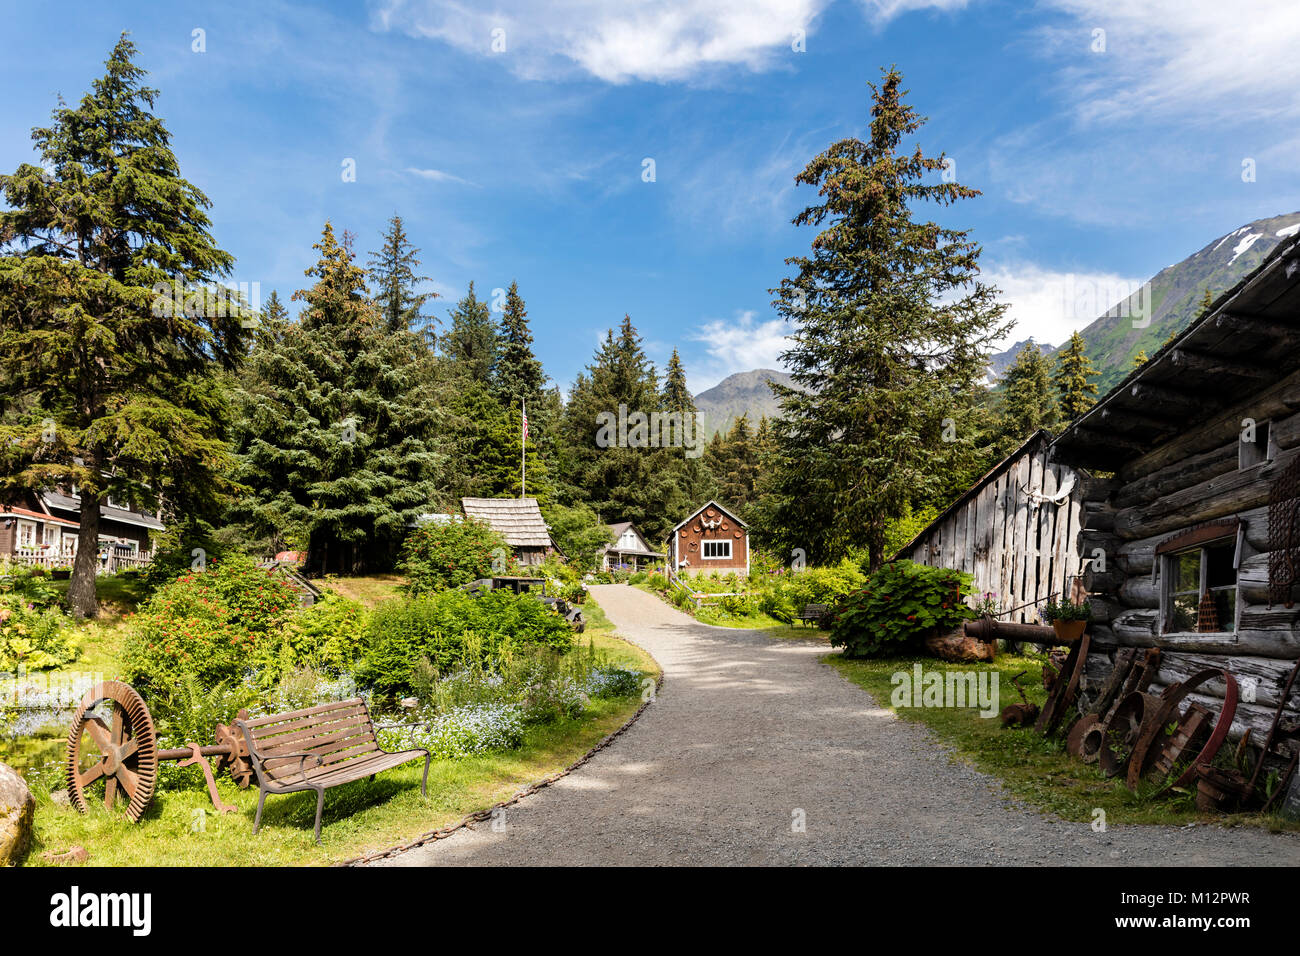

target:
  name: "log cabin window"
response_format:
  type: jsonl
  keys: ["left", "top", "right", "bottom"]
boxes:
{"left": 1163, "top": 539, "right": 1237, "bottom": 633}
{"left": 702, "top": 540, "right": 732, "bottom": 559}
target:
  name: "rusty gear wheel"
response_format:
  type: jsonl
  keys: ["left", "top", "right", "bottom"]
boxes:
{"left": 66, "top": 681, "right": 158, "bottom": 822}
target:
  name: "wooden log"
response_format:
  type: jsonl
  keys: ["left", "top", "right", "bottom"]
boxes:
{"left": 1170, "top": 348, "right": 1274, "bottom": 383}
{"left": 1088, "top": 595, "right": 1124, "bottom": 625}
{"left": 1147, "top": 652, "right": 1300, "bottom": 709}
{"left": 963, "top": 619, "right": 1061, "bottom": 644}
{"left": 1081, "top": 505, "right": 1117, "bottom": 533}
{"left": 1110, "top": 607, "right": 1158, "bottom": 642}
{"left": 1120, "top": 370, "right": 1300, "bottom": 482}
{"left": 1112, "top": 445, "right": 1300, "bottom": 540}
{"left": 1240, "top": 603, "right": 1300, "bottom": 631}
{"left": 1119, "top": 576, "right": 1159, "bottom": 609}
{"left": 1084, "top": 567, "right": 1126, "bottom": 593}
{"left": 1113, "top": 441, "right": 1237, "bottom": 509}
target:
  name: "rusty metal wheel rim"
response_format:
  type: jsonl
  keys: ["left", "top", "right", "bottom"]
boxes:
{"left": 65, "top": 680, "right": 158, "bottom": 822}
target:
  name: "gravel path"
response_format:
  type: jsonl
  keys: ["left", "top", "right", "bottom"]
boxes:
{"left": 374, "top": 584, "right": 1300, "bottom": 866}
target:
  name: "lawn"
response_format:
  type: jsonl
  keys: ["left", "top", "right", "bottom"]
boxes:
{"left": 828, "top": 651, "right": 1299, "bottom": 831}
{"left": 631, "top": 580, "right": 805, "bottom": 633}
{"left": 13, "top": 581, "right": 660, "bottom": 866}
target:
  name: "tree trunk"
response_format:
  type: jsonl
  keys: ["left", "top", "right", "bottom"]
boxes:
{"left": 68, "top": 491, "right": 100, "bottom": 620}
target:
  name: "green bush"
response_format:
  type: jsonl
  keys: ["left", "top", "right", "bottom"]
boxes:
{"left": 0, "top": 597, "right": 78, "bottom": 672}
{"left": 121, "top": 555, "right": 300, "bottom": 696}
{"left": 252, "top": 591, "right": 370, "bottom": 684}
{"left": 756, "top": 559, "right": 867, "bottom": 624}
{"left": 399, "top": 518, "right": 510, "bottom": 595}
{"left": 0, "top": 565, "right": 64, "bottom": 610}
{"left": 827, "top": 560, "right": 975, "bottom": 658}
{"left": 358, "top": 589, "right": 574, "bottom": 698}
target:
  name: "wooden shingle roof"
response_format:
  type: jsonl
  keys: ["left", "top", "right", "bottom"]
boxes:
{"left": 461, "top": 497, "right": 555, "bottom": 549}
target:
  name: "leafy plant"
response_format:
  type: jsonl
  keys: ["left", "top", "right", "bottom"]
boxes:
{"left": 398, "top": 517, "right": 510, "bottom": 595}
{"left": 827, "top": 560, "right": 975, "bottom": 658}
{"left": 1041, "top": 598, "right": 1091, "bottom": 623}
{"left": 0, "top": 597, "right": 79, "bottom": 671}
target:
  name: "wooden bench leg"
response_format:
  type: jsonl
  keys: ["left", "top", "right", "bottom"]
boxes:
{"left": 421, "top": 754, "right": 431, "bottom": 798}
{"left": 253, "top": 788, "right": 268, "bottom": 835}
{"left": 313, "top": 788, "right": 326, "bottom": 845}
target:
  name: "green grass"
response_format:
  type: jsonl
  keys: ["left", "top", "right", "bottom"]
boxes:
{"left": 827, "top": 652, "right": 1300, "bottom": 831}
{"left": 631, "top": 580, "right": 805, "bottom": 633}
{"left": 318, "top": 574, "right": 406, "bottom": 608}
{"left": 19, "top": 592, "right": 659, "bottom": 866}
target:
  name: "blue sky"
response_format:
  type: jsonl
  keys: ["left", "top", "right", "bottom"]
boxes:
{"left": 3, "top": 0, "right": 1298, "bottom": 392}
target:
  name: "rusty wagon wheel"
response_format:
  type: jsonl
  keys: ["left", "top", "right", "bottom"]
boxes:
{"left": 66, "top": 681, "right": 159, "bottom": 822}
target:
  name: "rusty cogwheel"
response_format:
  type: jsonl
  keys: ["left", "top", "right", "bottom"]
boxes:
{"left": 66, "top": 681, "right": 158, "bottom": 822}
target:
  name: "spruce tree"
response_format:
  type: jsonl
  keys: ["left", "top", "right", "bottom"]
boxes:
{"left": 234, "top": 223, "right": 447, "bottom": 574}
{"left": 661, "top": 350, "right": 695, "bottom": 414}
{"left": 492, "top": 280, "right": 546, "bottom": 407}
{"left": 998, "top": 342, "right": 1059, "bottom": 446}
{"left": 443, "top": 282, "right": 497, "bottom": 383}
{"left": 763, "top": 67, "right": 1008, "bottom": 568}
{"left": 0, "top": 35, "right": 251, "bottom": 617}
{"left": 367, "top": 213, "right": 436, "bottom": 337}
{"left": 1051, "top": 331, "right": 1099, "bottom": 421}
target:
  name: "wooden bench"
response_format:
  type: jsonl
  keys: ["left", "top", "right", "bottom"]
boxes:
{"left": 797, "top": 603, "right": 829, "bottom": 627}
{"left": 237, "top": 698, "right": 430, "bottom": 843}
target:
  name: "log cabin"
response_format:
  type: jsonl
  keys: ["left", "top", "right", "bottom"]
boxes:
{"left": 895, "top": 430, "right": 1085, "bottom": 622}
{"left": 1050, "top": 234, "right": 1300, "bottom": 807}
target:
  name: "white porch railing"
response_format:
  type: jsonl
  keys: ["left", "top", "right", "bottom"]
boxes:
{"left": 6, "top": 549, "right": 153, "bottom": 575}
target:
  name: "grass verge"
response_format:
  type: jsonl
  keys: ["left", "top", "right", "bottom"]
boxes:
{"left": 827, "top": 652, "right": 1300, "bottom": 831}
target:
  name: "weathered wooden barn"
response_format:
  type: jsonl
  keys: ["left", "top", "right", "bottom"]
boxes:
{"left": 1050, "top": 235, "right": 1300, "bottom": 802}
{"left": 896, "top": 430, "right": 1086, "bottom": 623}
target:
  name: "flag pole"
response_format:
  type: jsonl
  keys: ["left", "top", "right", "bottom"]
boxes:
{"left": 520, "top": 398, "right": 527, "bottom": 499}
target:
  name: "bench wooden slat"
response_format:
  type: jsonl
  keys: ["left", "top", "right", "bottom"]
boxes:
{"left": 258, "top": 719, "right": 375, "bottom": 756}
{"left": 245, "top": 703, "right": 369, "bottom": 738}
{"left": 242, "top": 697, "right": 365, "bottom": 727}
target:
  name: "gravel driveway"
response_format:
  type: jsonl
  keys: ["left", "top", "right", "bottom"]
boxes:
{"left": 374, "top": 584, "right": 1300, "bottom": 866}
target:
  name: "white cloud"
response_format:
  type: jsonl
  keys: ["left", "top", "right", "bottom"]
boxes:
{"left": 983, "top": 262, "right": 1145, "bottom": 349}
{"left": 370, "top": 0, "right": 828, "bottom": 83}
{"left": 405, "top": 166, "right": 478, "bottom": 186}
{"left": 685, "top": 309, "right": 791, "bottom": 390}
{"left": 859, "top": 0, "right": 972, "bottom": 26}
{"left": 1039, "top": 0, "right": 1300, "bottom": 123}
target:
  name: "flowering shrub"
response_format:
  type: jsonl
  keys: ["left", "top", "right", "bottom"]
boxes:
{"left": 583, "top": 665, "right": 642, "bottom": 699}
{"left": 756, "top": 560, "right": 867, "bottom": 624}
{"left": 121, "top": 555, "right": 299, "bottom": 695}
{"left": 827, "top": 560, "right": 975, "bottom": 658}
{"left": 378, "top": 703, "right": 526, "bottom": 759}
{"left": 399, "top": 518, "right": 510, "bottom": 595}
{"left": 252, "top": 591, "right": 369, "bottom": 684}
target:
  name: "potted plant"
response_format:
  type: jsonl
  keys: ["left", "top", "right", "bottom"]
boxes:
{"left": 1041, "top": 597, "right": 1090, "bottom": 642}
{"left": 51, "top": 563, "right": 72, "bottom": 580}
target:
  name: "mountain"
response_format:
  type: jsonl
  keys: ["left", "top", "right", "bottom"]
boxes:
{"left": 986, "top": 337, "right": 1058, "bottom": 381}
{"left": 988, "top": 211, "right": 1300, "bottom": 393}
{"left": 693, "top": 368, "right": 793, "bottom": 438}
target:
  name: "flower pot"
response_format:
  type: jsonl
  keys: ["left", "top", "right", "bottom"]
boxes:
{"left": 52, "top": 569, "right": 71, "bottom": 580}
{"left": 1051, "top": 619, "right": 1087, "bottom": 642}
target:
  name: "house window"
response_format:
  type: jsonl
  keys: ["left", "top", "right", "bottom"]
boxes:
{"left": 43, "top": 525, "right": 60, "bottom": 547}
{"left": 1163, "top": 538, "right": 1237, "bottom": 633}
{"left": 1240, "top": 420, "right": 1273, "bottom": 469}
{"left": 16, "top": 520, "right": 37, "bottom": 550}
{"left": 702, "top": 539, "right": 732, "bottom": 559}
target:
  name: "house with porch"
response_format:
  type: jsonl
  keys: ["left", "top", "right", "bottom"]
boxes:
{"left": 1, "top": 488, "right": 164, "bottom": 572}
{"left": 602, "top": 521, "right": 663, "bottom": 571}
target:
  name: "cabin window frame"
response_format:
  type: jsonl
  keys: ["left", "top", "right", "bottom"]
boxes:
{"left": 1159, "top": 534, "right": 1240, "bottom": 635}
{"left": 701, "top": 539, "right": 732, "bottom": 560}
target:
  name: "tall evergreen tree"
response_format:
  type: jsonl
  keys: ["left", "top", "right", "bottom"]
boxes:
{"left": 491, "top": 280, "right": 545, "bottom": 408}
{"left": 367, "top": 213, "right": 436, "bottom": 337}
{"left": 234, "top": 223, "right": 447, "bottom": 574}
{"left": 763, "top": 67, "right": 1008, "bottom": 569}
{"left": 1051, "top": 331, "right": 1099, "bottom": 421}
{"left": 443, "top": 282, "right": 497, "bottom": 383}
{"left": 998, "top": 342, "right": 1059, "bottom": 447}
{"left": 661, "top": 349, "right": 695, "bottom": 413}
{"left": 0, "top": 35, "right": 251, "bottom": 617}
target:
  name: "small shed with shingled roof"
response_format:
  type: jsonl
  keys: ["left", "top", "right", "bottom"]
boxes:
{"left": 460, "top": 497, "right": 559, "bottom": 567}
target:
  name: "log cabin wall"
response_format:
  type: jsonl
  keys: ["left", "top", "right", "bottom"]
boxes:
{"left": 898, "top": 432, "right": 1084, "bottom": 623}
{"left": 1050, "top": 235, "right": 1300, "bottom": 808}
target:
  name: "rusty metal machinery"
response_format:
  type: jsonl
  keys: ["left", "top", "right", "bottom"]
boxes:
{"left": 66, "top": 680, "right": 254, "bottom": 823}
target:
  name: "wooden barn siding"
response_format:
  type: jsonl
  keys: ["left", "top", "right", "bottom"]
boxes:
{"left": 902, "top": 443, "right": 1082, "bottom": 623}
{"left": 1075, "top": 367, "right": 1300, "bottom": 772}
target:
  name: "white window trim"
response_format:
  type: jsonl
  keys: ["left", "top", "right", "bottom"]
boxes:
{"left": 16, "top": 519, "right": 38, "bottom": 550}
{"left": 702, "top": 539, "right": 732, "bottom": 560}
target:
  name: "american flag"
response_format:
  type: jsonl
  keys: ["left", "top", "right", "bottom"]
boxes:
{"left": 522, "top": 402, "right": 529, "bottom": 442}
